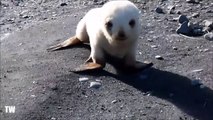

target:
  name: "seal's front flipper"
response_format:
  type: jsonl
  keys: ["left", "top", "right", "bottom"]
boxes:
{"left": 72, "top": 62, "right": 105, "bottom": 73}
{"left": 47, "top": 36, "right": 82, "bottom": 51}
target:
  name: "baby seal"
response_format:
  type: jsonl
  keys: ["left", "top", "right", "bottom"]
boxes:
{"left": 47, "top": 0, "right": 153, "bottom": 73}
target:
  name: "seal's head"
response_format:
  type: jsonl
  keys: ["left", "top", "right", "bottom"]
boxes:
{"left": 101, "top": 0, "right": 140, "bottom": 44}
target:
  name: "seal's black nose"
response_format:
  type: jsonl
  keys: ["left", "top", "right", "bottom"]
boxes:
{"left": 118, "top": 30, "right": 126, "bottom": 38}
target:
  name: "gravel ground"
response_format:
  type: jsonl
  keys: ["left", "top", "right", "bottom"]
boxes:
{"left": 1, "top": 0, "right": 213, "bottom": 120}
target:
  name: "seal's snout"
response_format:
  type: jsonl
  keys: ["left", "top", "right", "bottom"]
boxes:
{"left": 117, "top": 30, "right": 127, "bottom": 40}
{"left": 118, "top": 30, "right": 125, "bottom": 38}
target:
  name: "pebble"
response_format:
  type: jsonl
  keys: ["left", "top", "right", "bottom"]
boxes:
{"left": 111, "top": 100, "right": 117, "bottom": 104}
{"left": 79, "top": 77, "right": 89, "bottom": 82}
{"left": 32, "top": 81, "right": 37, "bottom": 84}
{"left": 49, "top": 83, "right": 58, "bottom": 90}
{"left": 172, "top": 47, "right": 178, "bottom": 50}
{"left": 89, "top": 81, "right": 101, "bottom": 89}
{"left": 191, "top": 69, "right": 203, "bottom": 73}
{"left": 203, "top": 27, "right": 211, "bottom": 33}
{"left": 147, "top": 39, "right": 153, "bottom": 42}
{"left": 23, "top": 15, "right": 29, "bottom": 18}
{"left": 204, "top": 32, "right": 213, "bottom": 41}
{"left": 203, "top": 20, "right": 213, "bottom": 29}
{"left": 18, "top": 43, "right": 23, "bottom": 46}
{"left": 31, "top": 95, "right": 36, "bottom": 98}
{"left": 155, "top": 7, "right": 164, "bottom": 14}
{"left": 186, "top": 0, "right": 199, "bottom": 4}
{"left": 155, "top": 55, "right": 164, "bottom": 60}
{"left": 60, "top": 2, "right": 67, "bottom": 6}
{"left": 178, "top": 15, "right": 189, "bottom": 24}
{"left": 192, "top": 13, "right": 199, "bottom": 18}
{"left": 151, "top": 45, "right": 158, "bottom": 48}
{"left": 176, "top": 21, "right": 192, "bottom": 35}
{"left": 51, "top": 117, "right": 56, "bottom": 120}
{"left": 96, "top": 79, "right": 101, "bottom": 82}
{"left": 176, "top": 10, "right": 181, "bottom": 14}
{"left": 202, "top": 49, "right": 209, "bottom": 52}
{"left": 167, "top": 5, "right": 175, "bottom": 14}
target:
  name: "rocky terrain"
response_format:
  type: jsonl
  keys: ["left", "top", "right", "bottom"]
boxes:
{"left": 1, "top": 0, "right": 213, "bottom": 120}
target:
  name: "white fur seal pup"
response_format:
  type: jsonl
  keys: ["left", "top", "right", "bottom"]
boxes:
{"left": 47, "top": 0, "right": 153, "bottom": 73}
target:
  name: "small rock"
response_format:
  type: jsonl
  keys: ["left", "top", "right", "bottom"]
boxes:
{"left": 32, "top": 81, "right": 37, "bottom": 84}
{"left": 151, "top": 45, "right": 158, "bottom": 48}
{"left": 206, "top": 10, "right": 213, "bottom": 13}
{"left": 176, "top": 10, "right": 181, "bottom": 14}
{"left": 60, "top": 2, "right": 67, "bottom": 6}
{"left": 155, "top": 55, "right": 164, "bottom": 60}
{"left": 204, "top": 32, "right": 213, "bottom": 41}
{"left": 178, "top": 15, "right": 189, "bottom": 24}
{"left": 155, "top": 7, "right": 164, "bottom": 14}
{"left": 96, "top": 79, "right": 101, "bottom": 82}
{"left": 192, "top": 13, "right": 199, "bottom": 18}
{"left": 202, "top": 27, "right": 211, "bottom": 33}
{"left": 186, "top": 0, "right": 198, "bottom": 3}
{"left": 176, "top": 21, "right": 192, "bottom": 35}
{"left": 203, "top": 49, "right": 209, "bottom": 52}
{"left": 172, "top": 47, "right": 178, "bottom": 50}
{"left": 203, "top": 20, "right": 213, "bottom": 29}
{"left": 89, "top": 81, "right": 101, "bottom": 89}
{"left": 51, "top": 117, "right": 56, "bottom": 120}
{"left": 23, "top": 15, "right": 29, "bottom": 18}
{"left": 49, "top": 83, "right": 58, "bottom": 90}
{"left": 167, "top": 5, "right": 175, "bottom": 14}
{"left": 111, "top": 100, "right": 117, "bottom": 104}
{"left": 18, "top": 43, "right": 23, "bottom": 46}
{"left": 79, "top": 77, "right": 89, "bottom": 82}
{"left": 31, "top": 95, "right": 36, "bottom": 98}
{"left": 191, "top": 69, "right": 203, "bottom": 72}
{"left": 147, "top": 39, "right": 153, "bottom": 42}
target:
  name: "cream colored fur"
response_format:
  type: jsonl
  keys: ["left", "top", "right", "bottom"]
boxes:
{"left": 75, "top": 0, "right": 140, "bottom": 65}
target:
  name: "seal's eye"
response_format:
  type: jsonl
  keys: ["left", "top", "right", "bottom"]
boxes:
{"left": 106, "top": 21, "right": 113, "bottom": 30}
{"left": 129, "top": 19, "right": 135, "bottom": 28}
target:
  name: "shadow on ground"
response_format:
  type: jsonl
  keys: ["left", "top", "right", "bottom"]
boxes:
{"left": 78, "top": 67, "right": 213, "bottom": 120}
{"left": 20, "top": 67, "right": 213, "bottom": 120}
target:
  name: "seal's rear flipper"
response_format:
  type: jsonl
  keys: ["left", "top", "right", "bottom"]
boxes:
{"left": 72, "top": 62, "right": 104, "bottom": 73}
{"left": 47, "top": 36, "right": 82, "bottom": 51}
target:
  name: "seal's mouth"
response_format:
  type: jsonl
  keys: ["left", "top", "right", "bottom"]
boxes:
{"left": 116, "top": 36, "right": 127, "bottom": 41}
